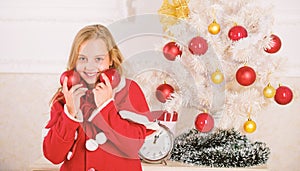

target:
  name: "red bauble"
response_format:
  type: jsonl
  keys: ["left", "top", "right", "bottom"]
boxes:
{"left": 274, "top": 85, "right": 293, "bottom": 105}
{"left": 195, "top": 112, "right": 214, "bottom": 133}
{"left": 188, "top": 36, "right": 208, "bottom": 55}
{"left": 264, "top": 34, "right": 282, "bottom": 54}
{"left": 97, "top": 68, "right": 121, "bottom": 89}
{"left": 236, "top": 66, "right": 256, "bottom": 86}
{"left": 163, "top": 42, "right": 182, "bottom": 61}
{"left": 155, "top": 83, "right": 174, "bottom": 103}
{"left": 228, "top": 25, "right": 248, "bottom": 41}
{"left": 60, "top": 70, "right": 81, "bottom": 89}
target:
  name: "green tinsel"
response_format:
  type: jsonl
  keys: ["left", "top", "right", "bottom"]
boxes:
{"left": 170, "top": 128, "right": 270, "bottom": 167}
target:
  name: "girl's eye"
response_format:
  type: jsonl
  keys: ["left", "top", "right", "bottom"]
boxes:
{"left": 95, "top": 57, "right": 104, "bottom": 62}
{"left": 78, "top": 56, "right": 87, "bottom": 61}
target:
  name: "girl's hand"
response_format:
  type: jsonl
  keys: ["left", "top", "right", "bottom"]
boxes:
{"left": 62, "top": 77, "right": 87, "bottom": 117}
{"left": 93, "top": 73, "right": 113, "bottom": 108}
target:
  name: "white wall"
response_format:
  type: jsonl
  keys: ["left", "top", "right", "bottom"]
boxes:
{"left": 0, "top": 0, "right": 299, "bottom": 170}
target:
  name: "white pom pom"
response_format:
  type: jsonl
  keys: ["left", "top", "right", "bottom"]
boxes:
{"left": 95, "top": 132, "right": 107, "bottom": 145}
{"left": 85, "top": 139, "right": 98, "bottom": 151}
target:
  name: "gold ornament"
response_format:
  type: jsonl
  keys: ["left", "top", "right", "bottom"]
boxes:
{"left": 208, "top": 20, "right": 221, "bottom": 35}
{"left": 243, "top": 118, "right": 256, "bottom": 133}
{"left": 263, "top": 83, "right": 276, "bottom": 98}
{"left": 211, "top": 69, "right": 224, "bottom": 84}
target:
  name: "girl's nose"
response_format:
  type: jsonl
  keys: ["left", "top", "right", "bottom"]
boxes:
{"left": 84, "top": 60, "right": 97, "bottom": 70}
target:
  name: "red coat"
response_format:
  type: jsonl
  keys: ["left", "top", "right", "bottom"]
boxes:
{"left": 43, "top": 77, "right": 158, "bottom": 171}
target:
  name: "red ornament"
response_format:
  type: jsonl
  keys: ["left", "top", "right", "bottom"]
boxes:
{"left": 97, "top": 68, "right": 121, "bottom": 89}
{"left": 274, "top": 85, "right": 293, "bottom": 105}
{"left": 163, "top": 42, "right": 182, "bottom": 61}
{"left": 155, "top": 83, "right": 174, "bottom": 103}
{"left": 60, "top": 70, "right": 81, "bottom": 89}
{"left": 228, "top": 25, "right": 248, "bottom": 41}
{"left": 188, "top": 36, "right": 208, "bottom": 55}
{"left": 195, "top": 112, "right": 214, "bottom": 133}
{"left": 236, "top": 66, "right": 256, "bottom": 86}
{"left": 264, "top": 34, "right": 282, "bottom": 54}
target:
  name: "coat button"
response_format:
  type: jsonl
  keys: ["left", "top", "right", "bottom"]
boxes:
{"left": 85, "top": 139, "right": 98, "bottom": 151}
{"left": 88, "top": 168, "right": 95, "bottom": 171}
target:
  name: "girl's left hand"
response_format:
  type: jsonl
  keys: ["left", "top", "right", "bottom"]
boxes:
{"left": 93, "top": 73, "right": 113, "bottom": 108}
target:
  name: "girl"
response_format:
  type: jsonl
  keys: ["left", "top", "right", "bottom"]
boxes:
{"left": 43, "top": 24, "right": 158, "bottom": 171}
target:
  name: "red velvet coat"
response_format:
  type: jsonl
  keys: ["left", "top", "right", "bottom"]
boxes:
{"left": 43, "top": 77, "right": 156, "bottom": 171}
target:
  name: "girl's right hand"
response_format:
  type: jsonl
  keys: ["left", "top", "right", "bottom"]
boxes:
{"left": 62, "top": 77, "right": 87, "bottom": 117}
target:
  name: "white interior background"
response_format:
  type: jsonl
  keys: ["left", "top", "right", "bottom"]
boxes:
{"left": 0, "top": 0, "right": 299, "bottom": 170}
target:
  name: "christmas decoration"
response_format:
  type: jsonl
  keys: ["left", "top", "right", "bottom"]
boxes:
{"left": 274, "top": 85, "right": 293, "bottom": 105}
{"left": 208, "top": 20, "right": 221, "bottom": 35}
{"left": 228, "top": 25, "right": 248, "bottom": 41}
{"left": 60, "top": 70, "right": 81, "bottom": 89}
{"left": 97, "top": 68, "right": 121, "bottom": 89}
{"left": 263, "top": 83, "right": 276, "bottom": 98}
{"left": 188, "top": 36, "right": 208, "bottom": 55}
{"left": 163, "top": 42, "right": 182, "bottom": 61}
{"left": 236, "top": 66, "right": 256, "bottom": 86}
{"left": 194, "top": 112, "right": 214, "bottom": 133}
{"left": 158, "top": 0, "right": 190, "bottom": 19}
{"left": 264, "top": 34, "right": 282, "bottom": 54}
{"left": 211, "top": 69, "right": 224, "bottom": 84}
{"left": 156, "top": 82, "right": 175, "bottom": 103}
{"left": 170, "top": 129, "right": 270, "bottom": 167}
{"left": 243, "top": 118, "right": 257, "bottom": 133}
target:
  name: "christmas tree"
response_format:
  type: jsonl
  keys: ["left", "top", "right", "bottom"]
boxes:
{"left": 122, "top": 0, "right": 294, "bottom": 167}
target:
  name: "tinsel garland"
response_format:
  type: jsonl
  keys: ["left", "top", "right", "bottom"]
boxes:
{"left": 170, "top": 128, "right": 270, "bottom": 167}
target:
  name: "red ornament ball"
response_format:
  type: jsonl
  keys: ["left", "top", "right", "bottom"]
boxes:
{"left": 274, "top": 85, "right": 293, "bottom": 105}
{"left": 97, "top": 68, "right": 121, "bottom": 89}
{"left": 188, "top": 36, "right": 208, "bottom": 55}
{"left": 236, "top": 66, "right": 256, "bottom": 86}
{"left": 155, "top": 83, "right": 174, "bottom": 103}
{"left": 163, "top": 42, "right": 182, "bottom": 61}
{"left": 264, "top": 34, "right": 282, "bottom": 54}
{"left": 195, "top": 112, "right": 214, "bottom": 133}
{"left": 60, "top": 70, "right": 81, "bottom": 89}
{"left": 228, "top": 25, "right": 248, "bottom": 41}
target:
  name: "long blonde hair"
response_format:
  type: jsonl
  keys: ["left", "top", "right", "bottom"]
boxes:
{"left": 50, "top": 24, "right": 124, "bottom": 105}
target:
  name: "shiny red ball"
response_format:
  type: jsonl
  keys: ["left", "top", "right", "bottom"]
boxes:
{"left": 60, "top": 70, "right": 81, "bottom": 89}
{"left": 236, "top": 66, "right": 256, "bottom": 86}
{"left": 163, "top": 42, "right": 182, "bottom": 61}
{"left": 264, "top": 34, "right": 282, "bottom": 54}
{"left": 228, "top": 25, "right": 248, "bottom": 41}
{"left": 98, "top": 68, "right": 121, "bottom": 89}
{"left": 195, "top": 113, "right": 214, "bottom": 133}
{"left": 188, "top": 36, "right": 208, "bottom": 55}
{"left": 155, "top": 83, "right": 174, "bottom": 103}
{"left": 274, "top": 86, "right": 293, "bottom": 105}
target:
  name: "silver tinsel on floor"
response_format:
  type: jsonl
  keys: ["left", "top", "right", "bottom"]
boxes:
{"left": 170, "top": 129, "right": 270, "bottom": 167}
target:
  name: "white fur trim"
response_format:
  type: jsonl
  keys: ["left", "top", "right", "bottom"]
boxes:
{"left": 64, "top": 105, "right": 83, "bottom": 122}
{"left": 114, "top": 76, "right": 126, "bottom": 93}
{"left": 42, "top": 128, "right": 50, "bottom": 138}
{"left": 95, "top": 132, "right": 107, "bottom": 144}
{"left": 67, "top": 151, "right": 73, "bottom": 160}
{"left": 85, "top": 139, "right": 98, "bottom": 151}
{"left": 88, "top": 98, "right": 114, "bottom": 122}
{"left": 118, "top": 110, "right": 160, "bottom": 130}
{"left": 74, "top": 130, "right": 78, "bottom": 140}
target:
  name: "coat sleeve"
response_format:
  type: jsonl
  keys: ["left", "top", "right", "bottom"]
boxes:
{"left": 42, "top": 101, "right": 80, "bottom": 164}
{"left": 88, "top": 80, "right": 149, "bottom": 157}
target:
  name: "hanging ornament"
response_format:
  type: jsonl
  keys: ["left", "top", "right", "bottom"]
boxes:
{"left": 236, "top": 66, "right": 256, "bottom": 86}
{"left": 263, "top": 83, "right": 276, "bottom": 98}
{"left": 211, "top": 69, "right": 224, "bottom": 84}
{"left": 243, "top": 118, "right": 257, "bottom": 133}
{"left": 163, "top": 42, "right": 182, "bottom": 61}
{"left": 274, "top": 85, "right": 293, "bottom": 105}
{"left": 208, "top": 20, "right": 221, "bottom": 35}
{"left": 264, "top": 34, "right": 282, "bottom": 54}
{"left": 194, "top": 111, "right": 214, "bottom": 133}
{"left": 228, "top": 25, "right": 248, "bottom": 41}
{"left": 188, "top": 36, "right": 208, "bottom": 56}
{"left": 155, "top": 82, "right": 175, "bottom": 103}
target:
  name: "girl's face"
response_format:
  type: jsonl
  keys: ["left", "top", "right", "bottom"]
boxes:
{"left": 76, "top": 38, "right": 112, "bottom": 85}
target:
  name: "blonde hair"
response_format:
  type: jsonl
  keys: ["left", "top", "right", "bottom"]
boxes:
{"left": 50, "top": 24, "right": 124, "bottom": 105}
